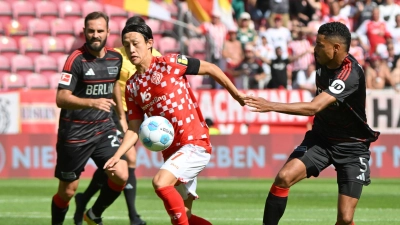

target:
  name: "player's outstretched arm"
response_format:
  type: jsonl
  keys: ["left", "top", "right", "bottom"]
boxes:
{"left": 56, "top": 89, "right": 116, "bottom": 112}
{"left": 104, "top": 119, "right": 141, "bottom": 171}
{"left": 197, "top": 60, "right": 245, "bottom": 106}
{"left": 243, "top": 91, "right": 336, "bottom": 115}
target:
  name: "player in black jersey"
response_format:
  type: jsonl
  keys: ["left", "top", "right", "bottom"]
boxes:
{"left": 51, "top": 12, "right": 128, "bottom": 225}
{"left": 243, "top": 22, "right": 380, "bottom": 225}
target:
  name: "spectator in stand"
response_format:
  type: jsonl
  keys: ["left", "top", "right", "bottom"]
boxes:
{"left": 222, "top": 26, "right": 244, "bottom": 69}
{"left": 354, "top": 0, "right": 378, "bottom": 30}
{"left": 349, "top": 33, "right": 365, "bottom": 67}
{"left": 389, "top": 14, "right": 400, "bottom": 67}
{"left": 288, "top": 29, "right": 313, "bottom": 87}
{"left": 268, "top": 0, "right": 290, "bottom": 27}
{"left": 322, "top": 1, "right": 352, "bottom": 31}
{"left": 356, "top": 7, "right": 392, "bottom": 55}
{"left": 289, "top": 0, "right": 317, "bottom": 26}
{"left": 232, "top": 44, "right": 266, "bottom": 89}
{"left": 189, "top": 10, "right": 227, "bottom": 89}
{"left": 262, "top": 14, "right": 292, "bottom": 59}
{"left": 265, "top": 46, "right": 313, "bottom": 90}
{"left": 237, "top": 12, "right": 258, "bottom": 49}
{"left": 365, "top": 55, "right": 398, "bottom": 90}
{"left": 255, "top": 35, "right": 275, "bottom": 87}
{"left": 339, "top": 0, "right": 359, "bottom": 30}
{"left": 376, "top": 40, "right": 396, "bottom": 70}
{"left": 295, "top": 63, "right": 316, "bottom": 93}
{"left": 222, "top": 26, "right": 244, "bottom": 84}
{"left": 379, "top": 0, "right": 400, "bottom": 28}
{"left": 190, "top": 10, "right": 227, "bottom": 67}
{"left": 232, "top": 0, "right": 246, "bottom": 21}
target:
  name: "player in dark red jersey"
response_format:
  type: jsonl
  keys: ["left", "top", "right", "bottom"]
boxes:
{"left": 243, "top": 22, "right": 380, "bottom": 225}
{"left": 51, "top": 12, "right": 128, "bottom": 225}
{"left": 104, "top": 23, "right": 245, "bottom": 225}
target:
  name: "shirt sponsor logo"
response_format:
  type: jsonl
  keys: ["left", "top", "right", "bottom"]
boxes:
{"left": 59, "top": 73, "right": 72, "bottom": 86}
{"left": 151, "top": 71, "right": 163, "bottom": 85}
{"left": 329, "top": 79, "right": 345, "bottom": 94}
{"left": 176, "top": 55, "right": 188, "bottom": 65}
{"left": 85, "top": 83, "right": 114, "bottom": 95}
{"left": 107, "top": 66, "right": 119, "bottom": 75}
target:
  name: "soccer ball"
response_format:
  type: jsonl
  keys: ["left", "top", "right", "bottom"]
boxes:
{"left": 138, "top": 116, "right": 174, "bottom": 152}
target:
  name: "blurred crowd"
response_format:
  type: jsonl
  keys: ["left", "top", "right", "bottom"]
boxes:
{"left": 184, "top": 0, "right": 400, "bottom": 92}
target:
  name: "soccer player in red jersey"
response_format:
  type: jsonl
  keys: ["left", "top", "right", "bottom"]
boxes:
{"left": 104, "top": 23, "right": 245, "bottom": 225}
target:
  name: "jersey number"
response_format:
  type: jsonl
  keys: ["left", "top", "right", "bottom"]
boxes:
{"left": 359, "top": 157, "right": 368, "bottom": 173}
{"left": 171, "top": 152, "right": 184, "bottom": 160}
{"left": 108, "top": 135, "right": 120, "bottom": 147}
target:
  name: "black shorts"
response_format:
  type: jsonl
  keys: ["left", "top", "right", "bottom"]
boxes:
{"left": 289, "top": 131, "right": 371, "bottom": 186}
{"left": 55, "top": 130, "right": 124, "bottom": 182}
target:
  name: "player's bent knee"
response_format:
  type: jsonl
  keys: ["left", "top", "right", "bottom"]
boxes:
{"left": 336, "top": 216, "right": 354, "bottom": 225}
{"left": 58, "top": 181, "right": 78, "bottom": 200}
{"left": 275, "top": 170, "right": 293, "bottom": 188}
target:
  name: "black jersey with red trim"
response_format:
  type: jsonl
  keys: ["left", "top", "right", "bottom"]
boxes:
{"left": 313, "top": 54, "right": 379, "bottom": 143}
{"left": 57, "top": 44, "right": 122, "bottom": 145}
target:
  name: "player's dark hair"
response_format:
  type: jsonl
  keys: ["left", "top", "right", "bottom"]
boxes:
{"left": 318, "top": 22, "right": 351, "bottom": 52}
{"left": 125, "top": 16, "right": 146, "bottom": 26}
{"left": 121, "top": 23, "right": 153, "bottom": 43}
{"left": 84, "top": 11, "right": 109, "bottom": 29}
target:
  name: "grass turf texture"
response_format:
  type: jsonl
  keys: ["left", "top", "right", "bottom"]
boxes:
{"left": 0, "top": 178, "right": 399, "bottom": 225}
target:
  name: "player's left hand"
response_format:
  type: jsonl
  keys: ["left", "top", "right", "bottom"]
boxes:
{"left": 104, "top": 156, "right": 120, "bottom": 172}
{"left": 243, "top": 95, "right": 272, "bottom": 112}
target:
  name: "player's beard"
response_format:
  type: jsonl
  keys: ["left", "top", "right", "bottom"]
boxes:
{"left": 86, "top": 37, "right": 107, "bottom": 52}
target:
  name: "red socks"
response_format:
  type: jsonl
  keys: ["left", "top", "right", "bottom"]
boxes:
{"left": 52, "top": 194, "right": 69, "bottom": 209}
{"left": 189, "top": 214, "right": 212, "bottom": 225}
{"left": 107, "top": 179, "right": 126, "bottom": 192}
{"left": 155, "top": 186, "right": 188, "bottom": 225}
{"left": 270, "top": 185, "right": 290, "bottom": 197}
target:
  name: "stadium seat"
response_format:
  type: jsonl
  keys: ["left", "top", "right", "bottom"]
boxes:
{"left": 35, "top": 1, "right": 58, "bottom": 23}
{"left": 0, "top": 55, "right": 11, "bottom": 77}
{"left": 0, "top": 1, "right": 12, "bottom": 26}
{"left": 188, "top": 38, "right": 206, "bottom": 60}
{"left": 49, "top": 73, "right": 61, "bottom": 89}
{"left": 57, "top": 54, "right": 69, "bottom": 72}
{"left": 28, "top": 19, "right": 51, "bottom": 42}
{"left": 0, "top": 22, "right": 4, "bottom": 35}
{"left": 11, "top": 1, "right": 35, "bottom": 28}
{"left": 107, "top": 19, "right": 121, "bottom": 47}
{"left": 81, "top": 1, "right": 104, "bottom": 17}
{"left": 104, "top": 5, "right": 129, "bottom": 24}
{"left": 73, "top": 18, "right": 84, "bottom": 37}
{"left": 25, "top": 73, "right": 49, "bottom": 89}
{"left": 64, "top": 36, "right": 77, "bottom": 54}
{"left": 19, "top": 36, "right": 43, "bottom": 60}
{"left": 146, "top": 19, "right": 162, "bottom": 33}
{"left": 11, "top": 54, "right": 34, "bottom": 77}
{"left": 0, "top": 35, "right": 18, "bottom": 58}
{"left": 5, "top": 20, "right": 27, "bottom": 44}
{"left": 34, "top": 55, "right": 58, "bottom": 76}
{"left": 58, "top": 1, "right": 82, "bottom": 23}
{"left": 51, "top": 18, "right": 74, "bottom": 40}
{"left": 157, "top": 37, "right": 180, "bottom": 55}
{"left": 42, "top": 36, "right": 66, "bottom": 59}
{"left": 2, "top": 73, "right": 25, "bottom": 90}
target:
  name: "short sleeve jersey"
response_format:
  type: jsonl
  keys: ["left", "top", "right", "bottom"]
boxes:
{"left": 125, "top": 54, "right": 211, "bottom": 159}
{"left": 313, "top": 54, "right": 379, "bottom": 143}
{"left": 57, "top": 44, "right": 122, "bottom": 145}
{"left": 114, "top": 46, "right": 162, "bottom": 111}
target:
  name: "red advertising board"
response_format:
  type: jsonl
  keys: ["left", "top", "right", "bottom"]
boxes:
{"left": 0, "top": 134, "right": 399, "bottom": 179}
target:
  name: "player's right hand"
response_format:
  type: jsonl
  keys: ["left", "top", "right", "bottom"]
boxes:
{"left": 92, "top": 98, "right": 116, "bottom": 112}
{"left": 104, "top": 156, "right": 119, "bottom": 172}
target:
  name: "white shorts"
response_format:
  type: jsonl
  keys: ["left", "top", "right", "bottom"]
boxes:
{"left": 160, "top": 144, "right": 211, "bottom": 200}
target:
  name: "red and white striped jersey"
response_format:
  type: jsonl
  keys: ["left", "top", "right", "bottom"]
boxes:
{"left": 125, "top": 54, "right": 211, "bottom": 159}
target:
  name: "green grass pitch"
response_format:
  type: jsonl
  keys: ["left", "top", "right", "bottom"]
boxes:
{"left": 0, "top": 178, "right": 399, "bottom": 225}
